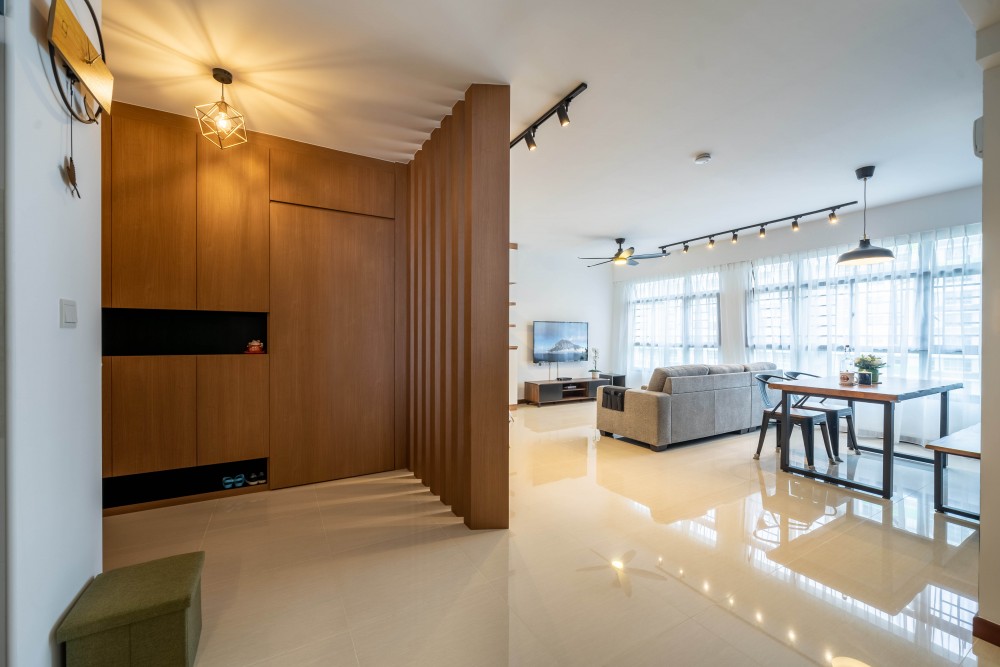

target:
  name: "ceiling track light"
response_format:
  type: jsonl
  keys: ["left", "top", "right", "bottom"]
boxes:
{"left": 525, "top": 128, "right": 538, "bottom": 151}
{"left": 510, "top": 82, "right": 587, "bottom": 151}
{"left": 828, "top": 210, "right": 839, "bottom": 224}
{"left": 655, "top": 200, "right": 857, "bottom": 254}
{"left": 683, "top": 244, "right": 689, "bottom": 253}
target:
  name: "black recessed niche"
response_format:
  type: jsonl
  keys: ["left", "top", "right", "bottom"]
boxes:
{"left": 103, "top": 458, "right": 268, "bottom": 508}
{"left": 103, "top": 308, "right": 267, "bottom": 356}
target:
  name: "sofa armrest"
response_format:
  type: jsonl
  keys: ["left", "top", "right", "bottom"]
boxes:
{"left": 621, "top": 389, "right": 672, "bottom": 449}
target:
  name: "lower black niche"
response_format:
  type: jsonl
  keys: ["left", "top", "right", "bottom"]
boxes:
{"left": 103, "top": 458, "right": 268, "bottom": 509}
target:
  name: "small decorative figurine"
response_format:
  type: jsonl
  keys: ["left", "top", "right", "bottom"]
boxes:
{"left": 245, "top": 340, "right": 264, "bottom": 354}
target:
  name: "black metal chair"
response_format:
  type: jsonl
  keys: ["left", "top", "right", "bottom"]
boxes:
{"left": 752, "top": 373, "right": 836, "bottom": 470}
{"left": 783, "top": 371, "right": 860, "bottom": 461}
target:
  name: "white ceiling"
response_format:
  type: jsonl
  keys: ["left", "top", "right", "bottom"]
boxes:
{"left": 103, "top": 0, "right": 983, "bottom": 254}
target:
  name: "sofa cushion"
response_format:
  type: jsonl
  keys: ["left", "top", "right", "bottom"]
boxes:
{"left": 707, "top": 364, "right": 746, "bottom": 375}
{"left": 646, "top": 368, "right": 669, "bottom": 392}
{"left": 743, "top": 362, "right": 778, "bottom": 372}
{"left": 663, "top": 364, "right": 710, "bottom": 378}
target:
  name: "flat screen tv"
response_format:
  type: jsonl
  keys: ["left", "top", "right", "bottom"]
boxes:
{"left": 533, "top": 321, "right": 588, "bottom": 363}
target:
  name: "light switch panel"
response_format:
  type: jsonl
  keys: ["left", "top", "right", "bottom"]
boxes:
{"left": 59, "top": 299, "right": 78, "bottom": 328}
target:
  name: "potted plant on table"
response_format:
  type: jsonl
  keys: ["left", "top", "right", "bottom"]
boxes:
{"left": 854, "top": 353, "right": 886, "bottom": 383}
{"left": 589, "top": 347, "right": 600, "bottom": 379}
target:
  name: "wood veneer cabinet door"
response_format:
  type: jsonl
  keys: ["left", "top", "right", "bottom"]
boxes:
{"left": 269, "top": 203, "right": 395, "bottom": 488}
{"left": 111, "top": 114, "right": 197, "bottom": 309}
{"left": 197, "top": 355, "right": 269, "bottom": 465}
{"left": 111, "top": 356, "right": 197, "bottom": 476}
{"left": 197, "top": 141, "right": 269, "bottom": 311}
{"left": 270, "top": 148, "right": 395, "bottom": 219}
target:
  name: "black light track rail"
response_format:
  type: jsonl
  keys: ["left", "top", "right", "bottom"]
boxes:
{"left": 658, "top": 201, "right": 859, "bottom": 252}
{"left": 510, "top": 83, "right": 588, "bottom": 150}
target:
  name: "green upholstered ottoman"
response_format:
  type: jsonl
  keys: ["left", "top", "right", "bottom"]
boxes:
{"left": 57, "top": 552, "right": 205, "bottom": 667}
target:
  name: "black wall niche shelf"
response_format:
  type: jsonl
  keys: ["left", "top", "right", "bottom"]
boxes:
{"left": 103, "top": 458, "right": 268, "bottom": 508}
{"left": 103, "top": 308, "right": 267, "bottom": 356}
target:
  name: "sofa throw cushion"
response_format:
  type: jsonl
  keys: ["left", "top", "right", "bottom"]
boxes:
{"left": 707, "top": 364, "right": 746, "bottom": 375}
{"left": 743, "top": 362, "right": 778, "bottom": 372}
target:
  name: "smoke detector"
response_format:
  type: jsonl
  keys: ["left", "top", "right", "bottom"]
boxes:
{"left": 694, "top": 153, "right": 712, "bottom": 165}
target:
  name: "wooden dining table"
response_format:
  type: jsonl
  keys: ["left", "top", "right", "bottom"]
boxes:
{"left": 766, "top": 376, "right": 963, "bottom": 499}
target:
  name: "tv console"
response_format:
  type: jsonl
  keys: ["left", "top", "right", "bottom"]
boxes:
{"left": 524, "top": 377, "right": 610, "bottom": 407}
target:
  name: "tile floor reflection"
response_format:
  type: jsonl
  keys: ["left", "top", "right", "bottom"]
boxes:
{"left": 104, "top": 402, "right": 989, "bottom": 666}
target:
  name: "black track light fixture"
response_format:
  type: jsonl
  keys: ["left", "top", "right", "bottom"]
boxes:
{"left": 557, "top": 103, "right": 571, "bottom": 127}
{"left": 525, "top": 128, "right": 537, "bottom": 152}
{"left": 510, "top": 83, "right": 587, "bottom": 151}
{"left": 682, "top": 244, "right": 689, "bottom": 254}
{"left": 828, "top": 210, "right": 839, "bottom": 224}
{"left": 655, "top": 200, "right": 856, "bottom": 255}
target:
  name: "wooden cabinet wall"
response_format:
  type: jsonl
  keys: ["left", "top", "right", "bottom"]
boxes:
{"left": 270, "top": 147, "right": 395, "bottom": 219}
{"left": 111, "top": 356, "right": 197, "bottom": 476}
{"left": 197, "top": 141, "right": 270, "bottom": 311}
{"left": 196, "top": 355, "right": 269, "bottom": 466}
{"left": 110, "top": 111, "right": 197, "bottom": 309}
{"left": 268, "top": 203, "right": 396, "bottom": 488}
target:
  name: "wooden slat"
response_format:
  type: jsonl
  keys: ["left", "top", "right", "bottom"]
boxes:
{"left": 111, "top": 356, "right": 197, "bottom": 476}
{"left": 111, "top": 112, "right": 197, "bottom": 309}
{"left": 270, "top": 147, "right": 395, "bottom": 218}
{"left": 394, "top": 163, "right": 410, "bottom": 470}
{"left": 269, "top": 203, "right": 395, "bottom": 488}
{"left": 465, "top": 84, "right": 511, "bottom": 529}
{"left": 197, "top": 139, "right": 270, "bottom": 311}
{"left": 196, "top": 355, "right": 269, "bottom": 465}
{"left": 452, "top": 100, "right": 469, "bottom": 518}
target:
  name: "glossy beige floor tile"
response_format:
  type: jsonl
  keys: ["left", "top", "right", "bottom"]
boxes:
{"left": 104, "top": 402, "right": 986, "bottom": 666}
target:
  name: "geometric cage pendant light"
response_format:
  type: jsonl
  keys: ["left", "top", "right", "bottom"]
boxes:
{"left": 837, "top": 165, "right": 895, "bottom": 266}
{"left": 195, "top": 68, "right": 248, "bottom": 149}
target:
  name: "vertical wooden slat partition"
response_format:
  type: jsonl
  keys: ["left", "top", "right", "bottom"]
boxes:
{"left": 408, "top": 84, "right": 510, "bottom": 529}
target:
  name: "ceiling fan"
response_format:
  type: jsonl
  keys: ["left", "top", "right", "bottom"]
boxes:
{"left": 579, "top": 238, "right": 670, "bottom": 267}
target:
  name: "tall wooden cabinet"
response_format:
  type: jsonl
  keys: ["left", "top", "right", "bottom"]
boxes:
{"left": 268, "top": 203, "right": 396, "bottom": 488}
{"left": 197, "top": 141, "right": 270, "bottom": 311}
{"left": 110, "top": 112, "right": 197, "bottom": 310}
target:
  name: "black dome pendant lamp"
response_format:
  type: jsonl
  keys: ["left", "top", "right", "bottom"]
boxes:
{"left": 837, "top": 166, "right": 894, "bottom": 266}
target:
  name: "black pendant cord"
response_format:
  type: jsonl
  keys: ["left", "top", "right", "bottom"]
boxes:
{"left": 862, "top": 178, "right": 868, "bottom": 240}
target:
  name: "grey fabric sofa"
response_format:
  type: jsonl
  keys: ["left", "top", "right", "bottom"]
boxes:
{"left": 596, "top": 362, "right": 779, "bottom": 451}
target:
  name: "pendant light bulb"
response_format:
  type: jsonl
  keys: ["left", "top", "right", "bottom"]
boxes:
{"left": 195, "top": 68, "right": 247, "bottom": 149}
{"left": 759, "top": 226, "right": 766, "bottom": 239}
{"left": 792, "top": 218, "right": 800, "bottom": 232}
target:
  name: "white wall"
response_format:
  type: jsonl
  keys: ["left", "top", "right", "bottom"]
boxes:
{"left": 976, "top": 18, "right": 1000, "bottom": 631}
{"left": 5, "top": 1, "right": 104, "bottom": 664}
{"left": 613, "top": 185, "right": 983, "bottom": 282}
{"left": 511, "top": 244, "right": 613, "bottom": 399}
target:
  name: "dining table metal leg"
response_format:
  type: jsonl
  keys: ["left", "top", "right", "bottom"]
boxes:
{"left": 882, "top": 402, "right": 895, "bottom": 499}
{"left": 940, "top": 391, "right": 950, "bottom": 468}
{"left": 780, "top": 391, "right": 791, "bottom": 472}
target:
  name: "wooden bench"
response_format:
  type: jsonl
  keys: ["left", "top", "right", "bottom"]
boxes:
{"left": 925, "top": 424, "right": 980, "bottom": 521}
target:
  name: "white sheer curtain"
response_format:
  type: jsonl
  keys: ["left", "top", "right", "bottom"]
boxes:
{"left": 747, "top": 224, "right": 982, "bottom": 443}
{"left": 620, "top": 271, "right": 721, "bottom": 384}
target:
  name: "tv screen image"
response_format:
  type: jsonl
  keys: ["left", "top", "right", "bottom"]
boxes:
{"left": 533, "top": 321, "right": 588, "bottom": 363}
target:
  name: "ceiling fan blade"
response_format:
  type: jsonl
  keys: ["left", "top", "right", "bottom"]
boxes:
{"left": 620, "top": 247, "right": 635, "bottom": 260}
{"left": 578, "top": 257, "right": 613, "bottom": 260}
{"left": 630, "top": 252, "right": 670, "bottom": 260}
{"left": 627, "top": 258, "right": 639, "bottom": 266}
{"left": 587, "top": 260, "right": 613, "bottom": 268}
